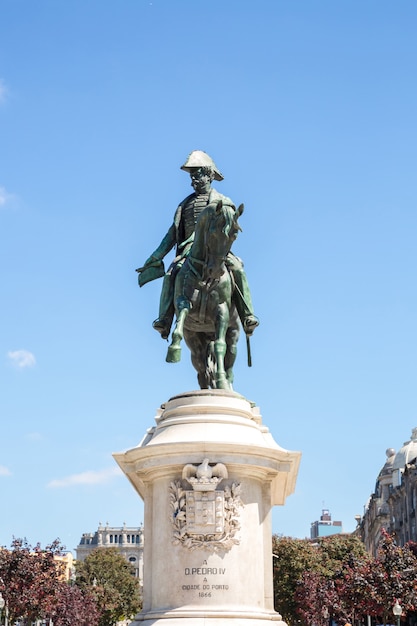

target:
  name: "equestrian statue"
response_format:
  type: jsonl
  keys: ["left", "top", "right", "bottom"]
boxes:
{"left": 136, "top": 150, "right": 259, "bottom": 390}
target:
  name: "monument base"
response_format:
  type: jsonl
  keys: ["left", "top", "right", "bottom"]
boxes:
{"left": 132, "top": 609, "right": 286, "bottom": 626}
{"left": 114, "top": 390, "right": 300, "bottom": 626}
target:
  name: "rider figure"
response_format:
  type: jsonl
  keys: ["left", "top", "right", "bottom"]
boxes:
{"left": 138, "top": 150, "right": 259, "bottom": 340}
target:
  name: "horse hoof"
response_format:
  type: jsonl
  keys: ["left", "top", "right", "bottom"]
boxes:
{"left": 166, "top": 346, "right": 181, "bottom": 363}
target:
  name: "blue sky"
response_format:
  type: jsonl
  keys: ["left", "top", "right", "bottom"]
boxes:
{"left": 1, "top": 0, "right": 417, "bottom": 553}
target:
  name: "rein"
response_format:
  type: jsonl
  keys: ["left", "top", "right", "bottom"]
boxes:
{"left": 187, "top": 255, "right": 205, "bottom": 280}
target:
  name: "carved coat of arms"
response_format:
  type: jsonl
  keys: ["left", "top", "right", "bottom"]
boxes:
{"left": 169, "top": 459, "right": 242, "bottom": 551}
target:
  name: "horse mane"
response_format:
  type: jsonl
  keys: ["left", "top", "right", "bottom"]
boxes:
{"left": 221, "top": 205, "right": 237, "bottom": 238}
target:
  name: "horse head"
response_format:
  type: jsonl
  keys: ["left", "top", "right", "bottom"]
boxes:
{"left": 204, "top": 201, "right": 244, "bottom": 280}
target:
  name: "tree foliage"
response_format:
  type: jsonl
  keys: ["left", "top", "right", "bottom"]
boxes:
{"left": 272, "top": 535, "right": 320, "bottom": 622}
{"left": 296, "top": 570, "right": 340, "bottom": 626}
{"left": 0, "top": 540, "right": 140, "bottom": 626}
{"left": 75, "top": 547, "right": 142, "bottom": 626}
{"left": 315, "top": 533, "right": 368, "bottom": 576}
{"left": 52, "top": 582, "right": 100, "bottom": 626}
{"left": 0, "top": 538, "right": 66, "bottom": 624}
{"left": 0, "top": 538, "right": 99, "bottom": 625}
{"left": 360, "top": 529, "right": 417, "bottom": 624}
{"left": 287, "top": 530, "right": 417, "bottom": 626}
{"left": 273, "top": 534, "right": 368, "bottom": 623}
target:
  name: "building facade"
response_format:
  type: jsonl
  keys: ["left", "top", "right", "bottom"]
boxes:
{"left": 75, "top": 522, "right": 144, "bottom": 581}
{"left": 310, "top": 509, "right": 343, "bottom": 539}
{"left": 359, "top": 428, "right": 417, "bottom": 555}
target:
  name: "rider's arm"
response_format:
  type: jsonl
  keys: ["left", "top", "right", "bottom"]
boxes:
{"left": 145, "top": 223, "right": 176, "bottom": 265}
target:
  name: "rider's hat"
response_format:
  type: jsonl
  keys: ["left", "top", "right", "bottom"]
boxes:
{"left": 180, "top": 150, "right": 224, "bottom": 181}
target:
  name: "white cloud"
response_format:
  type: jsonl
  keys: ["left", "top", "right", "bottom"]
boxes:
{"left": 7, "top": 349, "right": 36, "bottom": 369}
{"left": 0, "top": 79, "right": 8, "bottom": 104}
{"left": 0, "top": 465, "right": 11, "bottom": 477}
{"left": 47, "top": 466, "right": 122, "bottom": 489}
{"left": 0, "top": 186, "right": 12, "bottom": 207}
{"left": 26, "top": 432, "right": 43, "bottom": 442}
{"left": 0, "top": 186, "right": 18, "bottom": 210}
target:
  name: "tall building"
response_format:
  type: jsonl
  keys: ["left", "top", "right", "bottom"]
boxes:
{"left": 359, "top": 448, "right": 396, "bottom": 555}
{"left": 75, "top": 522, "right": 144, "bottom": 580}
{"left": 359, "top": 428, "right": 417, "bottom": 555}
{"left": 310, "top": 508, "right": 343, "bottom": 539}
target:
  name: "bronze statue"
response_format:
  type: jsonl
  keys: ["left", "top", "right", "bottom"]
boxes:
{"left": 136, "top": 150, "right": 259, "bottom": 389}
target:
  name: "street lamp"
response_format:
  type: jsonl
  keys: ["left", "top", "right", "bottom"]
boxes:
{"left": 393, "top": 599, "right": 402, "bottom": 626}
{"left": 0, "top": 592, "right": 5, "bottom": 625}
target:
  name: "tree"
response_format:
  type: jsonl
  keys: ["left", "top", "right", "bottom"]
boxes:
{"left": 295, "top": 570, "right": 341, "bottom": 626}
{"left": 333, "top": 554, "right": 374, "bottom": 624}
{"left": 316, "top": 535, "right": 372, "bottom": 626}
{"left": 273, "top": 534, "right": 369, "bottom": 626}
{"left": 52, "top": 582, "right": 100, "bottom": 626}
{"left": 360, "top": 530, "right": 417, "bottom": 624}
{"left": 272, "top": 535, "right": 319, "bottom": 623}
{"left": 0, "top": 538, "right": 101, "bottom": 625}
{"left": 0, "top": 538, "right": 65, "bottom": 624}
{"left": 315, "top": 534, "right": 368, "bottom": 576}
{"left": 293, "top": 531, "right": 417, "bottom": 626}
{"left": 75, "top": 547, "right": 142, "bottom": 626}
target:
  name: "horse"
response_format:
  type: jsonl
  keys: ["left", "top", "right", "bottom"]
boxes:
{"left": 166, "top": 200, "right": 244, "bottom": 390}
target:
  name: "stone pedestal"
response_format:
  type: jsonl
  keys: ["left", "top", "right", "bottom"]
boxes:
{"left": 113, "top": 390, "right": 301, "bottom": 626}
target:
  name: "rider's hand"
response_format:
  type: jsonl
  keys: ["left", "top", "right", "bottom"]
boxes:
{"left": 135, "top": 254, "right": 161, "bottom": 273}
{"left": 144, "top": 254, "right": 160, "bottom": 266}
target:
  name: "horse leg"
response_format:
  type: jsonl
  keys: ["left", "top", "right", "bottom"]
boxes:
{"left": 225, "top": 326, "right": 239, "bottom": 388}
{"left": 166, "top": 305, "right": 189, "bottom": 363}
{"left": 184, "top": 330, "right": 211, "bottom": 389}
{"left": 214, "top": 338, "right": 228, "bottom": 389}
{"left": 214, "top": 304, "right": 230, "bottom": 389}
{"left": 224, "top": 307, "right": 240, "bottom": 387}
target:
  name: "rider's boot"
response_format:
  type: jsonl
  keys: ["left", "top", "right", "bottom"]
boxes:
{"left": 152, "top": 318, "right": 172, "bottom": 340}
{"left": 152, "top": 274, "right": 174, "bottom": 339}
{"left": 232, "top": 269, "right": 259, "bottom": 336}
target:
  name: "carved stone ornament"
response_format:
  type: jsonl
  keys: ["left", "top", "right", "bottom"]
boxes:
{"left": 169, "top": 459, "right": 243, "bottom": 551}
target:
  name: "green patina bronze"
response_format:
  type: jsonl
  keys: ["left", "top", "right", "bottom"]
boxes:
{"left": 136, "top": 150, "right": 259, "bottom": 389}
